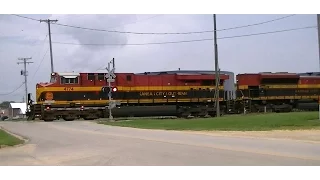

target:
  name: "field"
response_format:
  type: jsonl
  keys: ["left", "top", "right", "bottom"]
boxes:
{"left": 100, "top": 112, "right": 320, "bottom": 131}
{"left": 0, "top": 129, "right": 24, "bottom": 147}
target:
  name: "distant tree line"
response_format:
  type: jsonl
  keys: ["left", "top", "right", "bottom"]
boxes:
{"left": 0, "top": 101, "right": 15, "bottom": 109}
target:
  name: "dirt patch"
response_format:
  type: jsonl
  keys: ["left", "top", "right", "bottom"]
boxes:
{"left": 185, "top": 129, "right": 320, "bottom": 143}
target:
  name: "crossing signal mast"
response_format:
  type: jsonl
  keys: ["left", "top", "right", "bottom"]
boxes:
{"left": 104, "top": 58, "right": 120, "bottom": 121}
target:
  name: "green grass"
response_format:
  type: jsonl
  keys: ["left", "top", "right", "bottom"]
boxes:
{"left": 99, "top": 112, "right": 320, "bottom": 131}
{"left": 0, "top": 129, "right": 24, "bottom": 147}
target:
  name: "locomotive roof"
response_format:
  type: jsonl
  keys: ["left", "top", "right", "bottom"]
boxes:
{"left": 298, "top": 72, "right": 320, "bottom": 77}
{"left": 54, "top": 70, "right": 233, "bottom": 76}
{"left": 135, "top": 70, "right": 233, "bottom": 75}
{"left": 238, "top": 72, "right": 299, "bottom": 76}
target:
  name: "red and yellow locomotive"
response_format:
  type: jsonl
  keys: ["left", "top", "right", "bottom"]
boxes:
{"left": 236, "top": 72, "right": 320, "bottom": 112}
{"left": 28, "top": 70, "right": 235, "bottom": 121}
{"left": 27, "top": 70, "right": 320, "bottom": 121}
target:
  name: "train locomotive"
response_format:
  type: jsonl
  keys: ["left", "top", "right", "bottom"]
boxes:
{"left": 26, "top": 70, "right": 237, "bottom": 121}
{"left": 237, "top": 72, "right": 320, "bottom": 112}
{"left": 26, "top": 70, "right": 320, "bottom": 121}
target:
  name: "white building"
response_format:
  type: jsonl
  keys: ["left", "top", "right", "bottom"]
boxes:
{"left": 9, "top": 103, "right": 27, "bottom": 119}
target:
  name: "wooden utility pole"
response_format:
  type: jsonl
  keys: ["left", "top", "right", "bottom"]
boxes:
{"left": 17, "top": 57, "right": 33, "bottom": 112}
{"left": 40, "top": 19, "right": 58, "bottom": 74}
{"left": 213, "top": 14, "right": 220, "bottom": 117}
{"left": 317, "top": 14, "right": 320, "bottom": 71}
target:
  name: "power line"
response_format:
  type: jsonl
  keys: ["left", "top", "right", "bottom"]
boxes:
{"left": 51, "top": 26, "right": 316, "bottom": 46}
{"left": 11, "top": 14, "right": 40, "bottom": 22}
{"left": 51, "top": 15, "right": 163, "bottom": 35}
{"left": 11, "top": 14, "right": 296, "bottom": 35}
{"left": 218, "top": 26, "right": 316, "bottom": 39}
{"left": 29, "top": 34, "right": 48, "bottom": 60}
{"left": 24, "top": 35, "right": 49, "bottom": 77}
{"left": 53, "top": 14, "right": 296, "bottom": 35}
{"left": 0, "top": 83, "right": 25, "bottom": 96}
{"left": 217, "top": 14, "right": 295, "bottom": 31}
{"left": 31, "top": 47, "right": 49, "bottom": 80}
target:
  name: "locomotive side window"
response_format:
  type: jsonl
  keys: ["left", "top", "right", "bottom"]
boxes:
{"left": 87, "top": 73, "right": 95, "bottom": 80}
{"left": 97, "top": 73, "right": 105, "bottom": 80}
{"left": 60, "top": 77, "right": 79, "bottom": 84}
{"left": 60, "top": 77, "right": 65, "bottom": 84}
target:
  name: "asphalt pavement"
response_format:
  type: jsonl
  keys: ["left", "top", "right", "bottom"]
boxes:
{"left": 1, "top": 120, "right": 320, "bottom": 165}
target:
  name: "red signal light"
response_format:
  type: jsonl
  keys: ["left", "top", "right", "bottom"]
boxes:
{"left": 112, "top": 87, "right": 118, "bottom": 92}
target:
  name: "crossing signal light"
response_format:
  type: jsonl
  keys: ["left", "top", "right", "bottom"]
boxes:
{"left": 101, "top": 87, "right": 109, "bottom": 93}
{"left": 101, "top": 86, "right": 118, "bottom": 93}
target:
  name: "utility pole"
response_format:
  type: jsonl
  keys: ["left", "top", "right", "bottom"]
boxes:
{"left": 105, "top": 58, "right": 117, "bottom": 121}
{"left": 317, "top": 14, "right": 320, "bottom": 120}
{"left": 17, "top": 58, "right": 33, "bottom": 113}
{"left": 213, "top": 14, "right": 220, "bottom": 117}
{"left": 317, "top": 14, "right": 320, "bottom": 71}
{"left": 40, "top": 19, "right": 58, "bottom": 75}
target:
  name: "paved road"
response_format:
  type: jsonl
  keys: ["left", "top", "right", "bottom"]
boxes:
{"left": 1, "top": 121, "right": 320, "bottom": 165}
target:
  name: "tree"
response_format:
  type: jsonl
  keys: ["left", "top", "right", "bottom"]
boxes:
{"left": 0, "top": 101, "right": 15, "bottom": 109}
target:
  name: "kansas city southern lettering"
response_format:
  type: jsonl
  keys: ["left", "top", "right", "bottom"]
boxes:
{"left": 139, "top": 91, "right": 187, "bottom": 96}
{"left": 295, "top": 89, "right": 319, "bottom": 94}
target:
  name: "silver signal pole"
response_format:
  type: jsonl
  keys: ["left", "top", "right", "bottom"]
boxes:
{"left": 105, "top": 58, "right": 116, "bottom": 121}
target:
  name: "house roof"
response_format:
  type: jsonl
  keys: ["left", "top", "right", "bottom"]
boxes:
{"left": 9, "top": 103, "right": 27, "bottom": 114}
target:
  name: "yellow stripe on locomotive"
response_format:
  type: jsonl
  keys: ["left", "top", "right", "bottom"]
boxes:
{"left": 36, "top": 85, "right": 226, "bottom": 105}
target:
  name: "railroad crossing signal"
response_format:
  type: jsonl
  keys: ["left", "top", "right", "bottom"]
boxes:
{"left": 105, "top": 67, "right": 116, "bottom": 79}
{"left": 105, "top": 58, "right": 117, "bottom": 121}
{"left": 106, "top": 78, "right": 115, "bottom": 83}
{"left": 105, "top": 57, "right": 116, "bottom": 80}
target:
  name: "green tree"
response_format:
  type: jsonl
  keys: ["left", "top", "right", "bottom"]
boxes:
{"left": 0, "top": 101, "right": 15, "bottom": 109}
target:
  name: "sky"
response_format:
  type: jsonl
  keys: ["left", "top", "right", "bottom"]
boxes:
{"left": 0, "top": 14, "right": 318, "bottom": 102}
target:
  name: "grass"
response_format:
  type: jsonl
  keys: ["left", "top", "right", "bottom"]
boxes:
{"left": 0, "top": 129, "right": 24, "bottom": 147}
{"left": 99, "top": 112, "right": 320, "bottom": 131}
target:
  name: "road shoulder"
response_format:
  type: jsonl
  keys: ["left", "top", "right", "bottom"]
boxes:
{"left": 183, "top": 129, "right": 320, "bottom": 144}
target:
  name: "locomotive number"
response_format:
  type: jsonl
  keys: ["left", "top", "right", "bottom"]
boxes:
{"left": 64, "top": 87, "right": 74, "bottom": 91}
